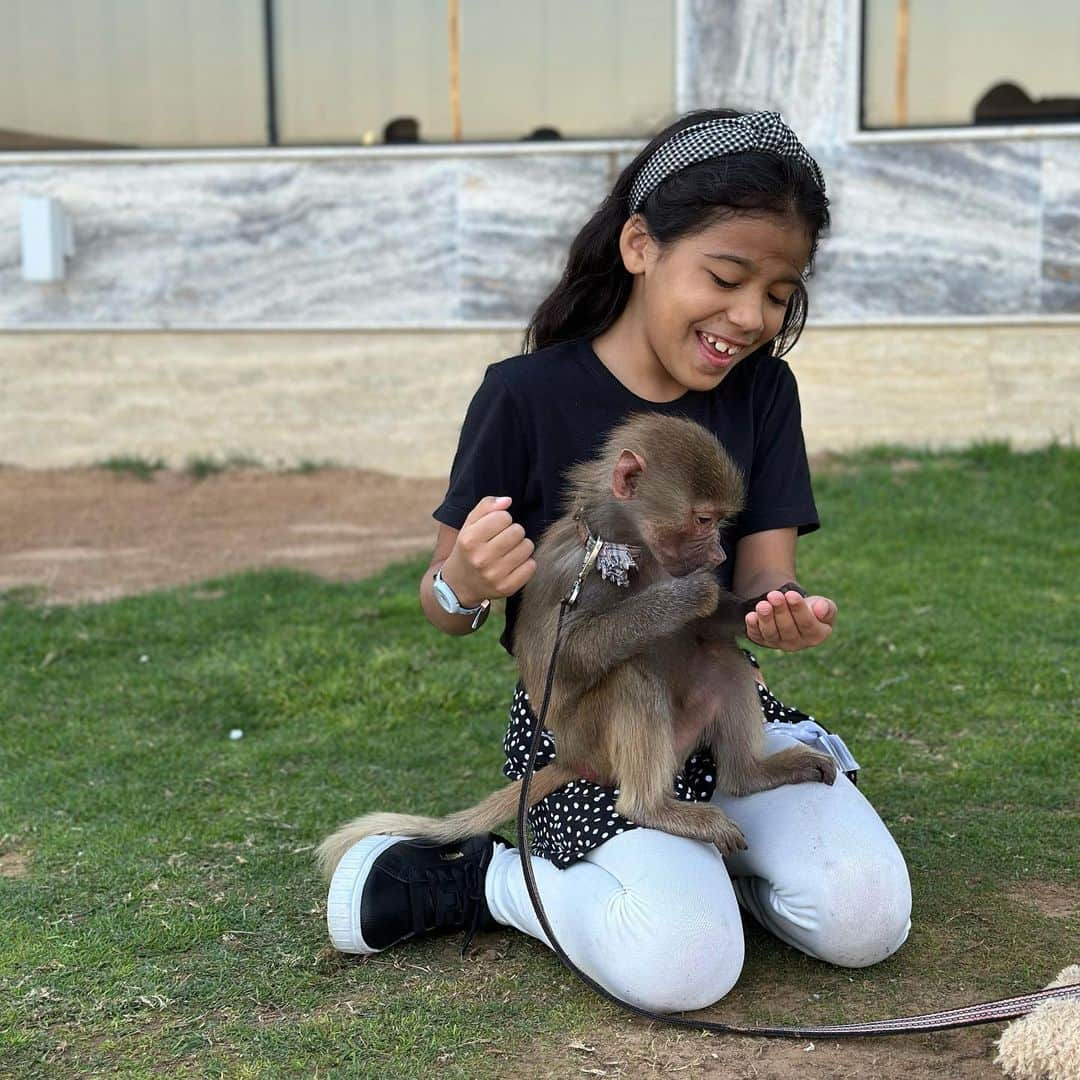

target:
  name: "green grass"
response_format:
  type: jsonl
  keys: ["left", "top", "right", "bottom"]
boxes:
{"left": 286, "top": 459, "right": 340, "bottom": 474}
{"left": 94, "top": 454, "right": 340, "bottom": 480}
{"left": 96, "top": 455, "right": 168, "bottom": 481}
{"left": 183, "top": 452, "right": 264, "bottom": 479}
{"left": 1, "top": 445, "right": 1076, "bottom": 1078}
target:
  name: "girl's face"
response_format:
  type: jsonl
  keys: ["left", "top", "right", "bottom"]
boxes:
{"left": 624, "top": 211, "right": 813, "bottom": 392}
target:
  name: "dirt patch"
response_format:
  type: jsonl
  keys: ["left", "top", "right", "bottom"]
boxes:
{"left": 504, "top": 1016, "right": 1001, "bottom": 1079}
{"left": 0, "top": 851, "right": 29, "bottom": 878}
{"left": 0, "top": 466, "right": 448, "bottom": 605}
{"left": 1004, "top": 881, "right": 1078, "bottom": 920}
{"left": 414, "top": 936, "right": 1005, "bottom": 1078}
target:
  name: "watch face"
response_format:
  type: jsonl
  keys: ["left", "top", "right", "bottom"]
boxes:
{"left": 433, "top": 571, "right": 459, "bottom": 614}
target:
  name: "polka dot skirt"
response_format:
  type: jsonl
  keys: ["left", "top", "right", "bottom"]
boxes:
{"left": 502, "top": 651, "right": 817, "bottom": 869}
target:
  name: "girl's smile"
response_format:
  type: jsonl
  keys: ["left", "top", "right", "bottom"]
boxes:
{"left": 695, "top": 330, "right": 741, "bottom": 372}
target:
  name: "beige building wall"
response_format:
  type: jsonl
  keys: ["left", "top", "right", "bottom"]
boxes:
{"left": 0, "top": 325, "right": 1076, "bottom": 474}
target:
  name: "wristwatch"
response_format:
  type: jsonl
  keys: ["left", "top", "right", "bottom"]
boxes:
{"left": 433, "top": 568, "right": 491, "bottom": 630}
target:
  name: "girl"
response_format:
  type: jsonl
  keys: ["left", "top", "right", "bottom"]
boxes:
{"left": 323, "top": 108, "right": 912, "bottom": 1013}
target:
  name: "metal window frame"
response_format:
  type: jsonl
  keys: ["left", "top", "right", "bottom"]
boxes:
{"left": 1, "top": 1, "right": 680, "bottom": 164}
{"left": 848, "top": 0, "right": 1080, "bottom": 144}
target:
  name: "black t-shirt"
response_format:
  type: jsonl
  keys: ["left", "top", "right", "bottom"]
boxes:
{"left": 433, "top": 336, "right": 819, "bottom": 655}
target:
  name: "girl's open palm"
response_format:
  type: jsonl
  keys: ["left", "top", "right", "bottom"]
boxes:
{"left": 744, "top": 589, "right": 837, "bottom": 652}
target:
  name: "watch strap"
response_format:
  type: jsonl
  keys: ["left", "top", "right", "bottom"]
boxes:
{"left": 469, "top": 599, "right": 492, "bottom": 631}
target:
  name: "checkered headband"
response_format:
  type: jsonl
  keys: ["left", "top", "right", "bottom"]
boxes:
{"left": 628, "top": 111, "right": 826, "bottom": 213}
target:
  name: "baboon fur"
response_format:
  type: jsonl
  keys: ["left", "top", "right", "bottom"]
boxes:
{"left": 317, "top": 414, "right": 835, "bottom": 880}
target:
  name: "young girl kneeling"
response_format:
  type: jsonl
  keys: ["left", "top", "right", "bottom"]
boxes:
{"left": 323, "top": 108, "right": 912, "bottom": 1013}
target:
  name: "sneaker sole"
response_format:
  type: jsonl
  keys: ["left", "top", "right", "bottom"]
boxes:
{"left": 326, "top": 834, "right": 403, "bottom": 954}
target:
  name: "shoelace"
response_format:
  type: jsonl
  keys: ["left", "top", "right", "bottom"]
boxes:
{"left": 457, "top": 860, "right": 491, "bottom": 957}
{"left": 406, "top": 861, "right": 487, "bottom": 956}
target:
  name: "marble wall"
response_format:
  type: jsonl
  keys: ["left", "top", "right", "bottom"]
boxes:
{"left": 680, "top": 0, "right": 852, "bottom": 150}
{"left": 0, "top": 0, "right": 1077, "bottom": 328}
{"left": 0, "top": 154, "right": 614, "bottom": 327}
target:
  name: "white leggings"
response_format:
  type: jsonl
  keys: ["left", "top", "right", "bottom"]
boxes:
{"left": 484, "top": 729, "right": 912, "bottom": 1013}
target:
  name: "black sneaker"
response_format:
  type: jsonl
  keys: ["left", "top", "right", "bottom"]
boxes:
{"left": 326, "top": 833, "right": 511, "bottom": 957}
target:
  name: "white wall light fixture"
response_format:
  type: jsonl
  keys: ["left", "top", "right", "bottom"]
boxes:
{"left": 20, "top": 196, "right": 75, "bottom": 282}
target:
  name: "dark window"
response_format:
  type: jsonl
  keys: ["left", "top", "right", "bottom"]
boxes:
{"left": 0, "top": 0, "right": 675, "bottom": 152}
{"left": 0, "top": 0, "right": 268, "bottom": 150}
{"left": 861, "top": 0, "right": 1079, "bottom": 130}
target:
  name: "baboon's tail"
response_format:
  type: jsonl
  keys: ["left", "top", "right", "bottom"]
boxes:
{"left": 315, "top": 766, "right": 572, "bottom": 880}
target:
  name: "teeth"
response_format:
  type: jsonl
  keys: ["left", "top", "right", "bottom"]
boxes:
{"left": 701, "top": 332, "right": 736, "bottom": 355}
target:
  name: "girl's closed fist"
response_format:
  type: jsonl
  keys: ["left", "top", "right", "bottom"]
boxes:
{"left": 443, "top": 496, "right": 537, "bottom": 606}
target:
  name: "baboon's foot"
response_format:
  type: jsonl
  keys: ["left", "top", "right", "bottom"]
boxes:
{"left": 615, "top": 793, "right": 747, "bottom": 852}
{"left": 708, "top": 815, "right": 748, "bottom": 855}
{"left": 765, "top": 745, "right": 837, "bottom": 787}
{"left": 667, "top": 802, "right": 747, "bottom": 853}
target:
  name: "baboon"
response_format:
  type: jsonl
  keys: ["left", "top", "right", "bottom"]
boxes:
{"left": 317, "top": 413, "right": 835, "bottom": 880}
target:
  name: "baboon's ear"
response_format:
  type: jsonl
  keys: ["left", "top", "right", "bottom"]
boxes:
{"left": 612, "top": 449, "right": 646, "bottom": 500}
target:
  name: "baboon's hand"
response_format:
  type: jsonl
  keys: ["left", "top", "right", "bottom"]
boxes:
{"left": 683, "top": 567, "right": 721, "bottom": 618}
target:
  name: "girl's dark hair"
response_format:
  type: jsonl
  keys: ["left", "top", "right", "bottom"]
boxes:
{"left": 523, "top": 108, "right": 831, "bottom": 357}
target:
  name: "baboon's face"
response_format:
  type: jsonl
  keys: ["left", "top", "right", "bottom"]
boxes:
{"left": 640, "top": 506, "right": 727, "bottom": 577}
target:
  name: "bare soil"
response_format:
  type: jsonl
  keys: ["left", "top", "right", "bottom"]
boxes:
{"left": 0, "top": 851, "right": 29, "bottom": 879}
{"left": 452, "top": 937, "right": 1006, "bottom": 1079}
{"left": 0, "top": 466, "right": 448, "bottom": 605}
{"left": 509, "top": 1021, "right": 1000, "bottom": 1079}
{"left": 1004, "top": 881, "right": 1078, "bottom": 921}
{"left": 1, "top": 466, "right": 1010, "bottom": 1077}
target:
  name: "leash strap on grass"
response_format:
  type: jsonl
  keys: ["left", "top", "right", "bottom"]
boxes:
{"left": 513, "top": 596, "right": 1080, "bottom": 1039}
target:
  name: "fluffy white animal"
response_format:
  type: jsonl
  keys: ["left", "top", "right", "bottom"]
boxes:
{"left": 995, "top": 965, "right": 1080, "bottom": 1080}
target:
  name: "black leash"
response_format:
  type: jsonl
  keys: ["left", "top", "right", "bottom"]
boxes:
{"left": 513, "top": 557, "right": 1079, "bottom": 1038}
